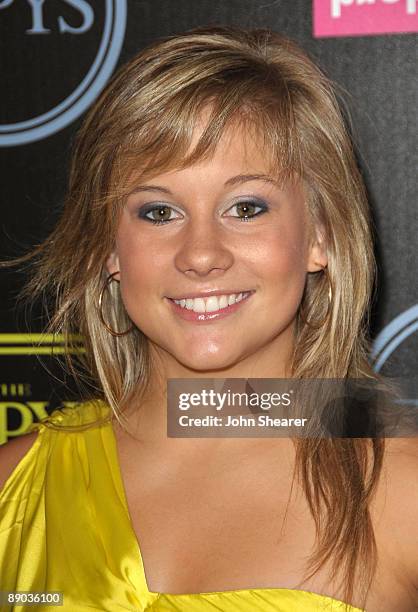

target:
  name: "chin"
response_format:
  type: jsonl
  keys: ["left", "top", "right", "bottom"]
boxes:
{"left": 174, "top": 348, "right": 241, "bottom": 374}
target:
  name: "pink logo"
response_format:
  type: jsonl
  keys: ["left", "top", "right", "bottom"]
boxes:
{"left": 313, "top": 0, "right": 418, "bottom": 37}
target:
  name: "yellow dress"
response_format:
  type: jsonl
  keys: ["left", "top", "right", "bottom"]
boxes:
{"left": 0, "top": 401, "right": 363, "bottom": 611}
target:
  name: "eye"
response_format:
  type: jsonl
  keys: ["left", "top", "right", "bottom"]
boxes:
{"left": 226, "top": 199, "right": 268, "bottom": 222}
{"left": 136, "top": 198, "right": 269, "bottom": 225}
{"left": 137, "top": 204, "right": 181, "bottom": 225}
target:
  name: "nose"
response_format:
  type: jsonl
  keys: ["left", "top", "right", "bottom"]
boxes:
{"left": 174, "top": 217, "right": 234, "bottom": 278}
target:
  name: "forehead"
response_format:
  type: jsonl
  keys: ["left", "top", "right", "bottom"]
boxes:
{"left": 125, "top": 112, "right": 280, "bottom": 190}
{"left": 189, "top": 106, "right": 273, "bottom": 163}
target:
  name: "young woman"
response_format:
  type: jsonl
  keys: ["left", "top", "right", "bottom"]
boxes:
{"left": 0, "top": 26, "right": 416, "bottom": 612}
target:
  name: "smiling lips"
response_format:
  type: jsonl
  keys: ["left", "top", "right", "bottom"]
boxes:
{"left": 173, "top": 291, "right": 252, "bottom": 313}
{"left": 167, "top": 291, "right": 254, "bottom": 322}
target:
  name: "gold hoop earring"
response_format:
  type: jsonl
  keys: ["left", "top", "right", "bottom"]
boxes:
{"left": 98, "top": 271, "right": 135, "bottom": 337}
{"left": 299, "top": 267, "right": 333, "bottom": 329}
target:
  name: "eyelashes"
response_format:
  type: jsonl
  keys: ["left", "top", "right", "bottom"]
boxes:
{"left": 136, "top": 199, "right": 269, "bottom": 226}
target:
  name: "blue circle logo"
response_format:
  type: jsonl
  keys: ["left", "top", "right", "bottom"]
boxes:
{"left": 371, "top": 304, "right": 418, "bottom": 373}
{"left": 371, "top": 304, "right": 418, "bottom": 407}
{"left": 0, "top": 0, "right": 127, "bottom": 147}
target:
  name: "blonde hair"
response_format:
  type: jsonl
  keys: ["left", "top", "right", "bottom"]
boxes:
{"left": 13, "top": 25, "right": 385, "bottom": 609}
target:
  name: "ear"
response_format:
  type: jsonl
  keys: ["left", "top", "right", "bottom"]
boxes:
{"left": 307, "top": 223, "right": 328, "bottom": 272}
{"left": 105, "top": 251, "right": 120, "bottom": 278}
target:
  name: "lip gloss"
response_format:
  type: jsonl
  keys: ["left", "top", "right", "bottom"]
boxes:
{"left": 166, "top": 292, "right": 254, "bottom": 323}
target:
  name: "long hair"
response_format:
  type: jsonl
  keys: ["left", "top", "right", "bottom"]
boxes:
{"left": 10, "top": 26, "right": 385, "bottom": 609}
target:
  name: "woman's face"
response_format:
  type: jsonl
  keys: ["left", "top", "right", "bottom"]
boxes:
{"left": 106, "top": 120, "right": 327, "bottom": 376}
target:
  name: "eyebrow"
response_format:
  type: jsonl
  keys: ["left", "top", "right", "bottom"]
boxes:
{"left": 129, "top": 174, "right": 280, "bottom": 195}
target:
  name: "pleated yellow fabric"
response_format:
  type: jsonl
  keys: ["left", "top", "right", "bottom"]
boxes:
{"left": 0, "top": 401, "right": 363, "bottom": 611}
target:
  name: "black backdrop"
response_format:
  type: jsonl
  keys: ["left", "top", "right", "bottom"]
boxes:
{"left": 1, "top": 0, "right": 417, "bottom": 444}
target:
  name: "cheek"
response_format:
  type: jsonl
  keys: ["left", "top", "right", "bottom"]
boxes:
{"left": 113, "top": 229, "right": 166, "bottom": 315}
{"left": 246, "top": 224, "right": 309, "bottom": 327}
{"left": 246, "top": 223, "right": 308, "bottom": 282}
{"left": 115, "top": 221, "right": 170, "bottom": 282}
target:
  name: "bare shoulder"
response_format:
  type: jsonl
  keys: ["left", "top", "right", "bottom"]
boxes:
{"left": 0, "top": 431, "right": 40, "bottom": 493}
{"left": 373, "top": 437, "right": 418, "bottom": 587}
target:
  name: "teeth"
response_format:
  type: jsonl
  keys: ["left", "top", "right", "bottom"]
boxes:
{"left": 193, "top": 298, "right": 205, "bottom": 313}
{"left": 173, "top": 292, "right": 250, "bottom": 313}
{"left": 205, "top": 296, "right": 221, "bottom": 313}
{"left": 218, "top": 295, "right": 228, "bottom": 309}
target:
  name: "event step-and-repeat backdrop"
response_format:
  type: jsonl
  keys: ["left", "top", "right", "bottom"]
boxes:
{"left": 1, "top": 0, "right": 417, "bottom": 443}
